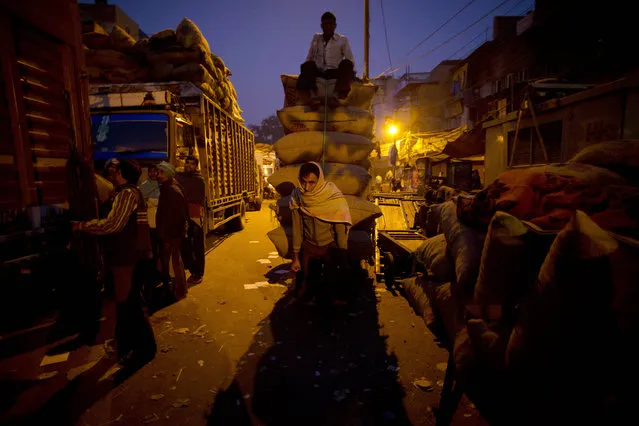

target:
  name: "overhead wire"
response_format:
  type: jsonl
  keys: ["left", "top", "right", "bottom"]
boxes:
{"left": 374, "top": 0, "right": 513, "bottom": 78}
{"left": 446, "top": 0, "right": 529, "bottom": 60}
{"left": 380, "top": 0, "right": 393, "bottom": 70}
{"left": 399, "top": 0, "right": 477, "bottom": 62}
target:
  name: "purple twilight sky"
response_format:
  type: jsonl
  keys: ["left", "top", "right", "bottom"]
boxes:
{"left": 80, "top": 0, "right": 534, "bottom": 126}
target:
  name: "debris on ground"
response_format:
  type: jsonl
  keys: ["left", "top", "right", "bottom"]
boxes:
{"left": 172, "top": 399, "right": 190, "bottom": 408}
{"left": 37, "top": 371, "right": 58, "bottom": 380}
{"left": 437, "top": 380, "right": 444, "bottom": 387}
{"left": 98, "top": 364, "right": 122, "bottom": 382}
{"left": 249, "top": 241, "right": 260, "bottom": 244}
{"left": 193, "top": 325, "right": 207, "bottom": 336}
{"left": 197, "top": 360, "right": 205, "bottom": 367}
{"left": 67, "top": 360, "right": 99, "bottom": 381}
{"left": 175, "top": 367, "right": 184, "bottom": 383}
{"left": 142, "top": 413, "right": 160, "bottom": 423}
{"left": 257, "top": 259, "right": 272, "bottom": 264}
{"left": 413, "top": 378, "right": 434, "bottom": 391}
{"left": 160, "top": 346, "right": 175, "bottom": 353}
{"left": 40, "top": 352, "right": 70, "bottom": 367}
{"left": 333, "top": 389, "right": 350, "bottom": 402}
{"left": 151, "top": 394, "right": 165, "bottom": 401}
{"left": 436, "top": 362, "right": 448, "bottom": 372}
{"left": 174, "top": 328, "right": 190, "bottom": 334}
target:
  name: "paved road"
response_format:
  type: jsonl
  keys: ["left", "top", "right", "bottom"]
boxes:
{"left": 0, "top": 201, "right": 485, "bottom": 426}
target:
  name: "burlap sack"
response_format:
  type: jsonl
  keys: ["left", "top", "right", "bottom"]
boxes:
{"left": 84, "top": 49, "right": 138, "bottom": 70}
{"left": 568, "top": 140, "right": 639, "bottom": 185}
{"left": 110, "top": 25, "right": 136, "bottom": 53}
{"left": 277, "top": 106, "right": 374, "bottom": 138}
{"left": 274, "top": 131, "right": 374, "bottom": 166}
{"left": 413, "top": 233, "right": 456, "bottom": 283}
{"left": 148, "top": 29, "right": 179, "bottom": 51}
{"left": 147, "top": 49, "right": 201, "bottom": 66}
{"left": 438, "top": 201, "right": 485, "bottom": 301}
{"left": 506, "top": 211, "right": 621, "bottom": 420}
{"left": 268, "top": 163, "right": 372, "bottom": 197}
{"left": 83, "top": 21, "right": 111, "bottom": 50}
{"left": 267, "top": 226, "right": 373, "bottom": 260}
{"left": 280, "top": 74, "right": 377, "bottom": 110}
{"left": 274, "top": 195, "right": 381, "bottom": 227}
{"left": 176, "top": 18, "right": 212, "bottom": 54}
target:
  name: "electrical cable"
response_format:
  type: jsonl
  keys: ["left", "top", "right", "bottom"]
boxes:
{"left": 375, "top": 0, "right": 513, "bottom": 78}
{"left": 380, "top": 0, "right": 393, "bottom": 70}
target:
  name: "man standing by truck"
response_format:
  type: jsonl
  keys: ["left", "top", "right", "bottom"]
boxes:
{"left": 297, "top": 11, "right": 356, "bottom": 109}
{"left": 176, "top": 155, "right": 206, "bottom": 285}
{"left": 156, "top": 162, "right": 190, "bottom": 300}
{"left": 72, "top": 159, "right": 157, "bottom": 368}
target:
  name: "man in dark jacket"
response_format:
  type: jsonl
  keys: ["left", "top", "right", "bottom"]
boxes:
{"left": 156, "top": 161, "right": 189, "bottom": 301}
{"left": 176, "top": 155, "right": 206, "bottom": 284}
{"left": 73, "top": 158, "right": 156, "bottom": 368}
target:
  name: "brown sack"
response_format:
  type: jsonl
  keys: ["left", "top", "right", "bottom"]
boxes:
{"left": 84, "top": 49, "right": 138, "bottom": 70}
{"left": 110, "top": 24, "right": 136, "bottom": 53}
{"left": 176, "top": 18, "right": 212, "bottom": 53}
{"left": 83, "top": 21, "right": 111, "bottom": 50}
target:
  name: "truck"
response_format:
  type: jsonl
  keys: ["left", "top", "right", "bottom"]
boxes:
{"left": 0, "top": 0, "right": 99, "bottom": 327}
{"left": 89, "top": 81, "right": 259, "bottom": 233}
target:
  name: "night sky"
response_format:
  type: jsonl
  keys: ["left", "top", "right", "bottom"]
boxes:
{"left": 81, "top": 0, "right": 534, "bottom": 126}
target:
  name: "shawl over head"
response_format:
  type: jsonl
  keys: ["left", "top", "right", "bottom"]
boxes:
{"left": 289, "top": 162, "right": 352, "bottom": 225}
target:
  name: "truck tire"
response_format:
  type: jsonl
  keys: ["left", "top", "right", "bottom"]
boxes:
{"left": 226, "top": 201, "right": 246, "bottom": 232}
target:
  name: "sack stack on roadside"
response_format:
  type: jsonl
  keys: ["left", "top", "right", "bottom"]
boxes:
{"left": 267, "top": 75, "right": 382, "bottom": 266}
{"left": 81, "top": 18, "right": 243, "bottom": 122}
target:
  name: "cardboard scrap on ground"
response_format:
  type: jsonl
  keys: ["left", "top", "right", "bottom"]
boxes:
{"left": 413, "top": 378, "right": 434, "bottom": 391}
{"left": 37, "top": 371, "right": 58, "bottom": 380}
{"left": 257, "top": 259, "right": 272, "bottom": 264}
{"left": 244, "top": 281, "right": 270, "bottom": 290}
{"left": 67, "top": 360, "right": 99, "bottom": 381}
{"left": 40, "top": 352, "right": 70, "bottom": 367}
{"left": 268, "top": 255, "right": 279, "bottom": 259}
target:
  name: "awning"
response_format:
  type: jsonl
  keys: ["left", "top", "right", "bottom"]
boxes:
{"left": 443, "top": 126, "right": 485, "bottom": 158}
{"left": 397, "top": 126, "right": 466, "bottom": 166}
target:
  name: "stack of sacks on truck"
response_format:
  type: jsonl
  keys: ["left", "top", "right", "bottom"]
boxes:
{"left": 267, "top": 75, "right": 382, "bottom": 269}
{"left": 398, "top": 140, "right": 639, "bottom": 424}
{"left": 82, "top": 18, "right": 244, "bottom": 122}
{"left": 83, "top": 21, "right": 149, "bottom": 84}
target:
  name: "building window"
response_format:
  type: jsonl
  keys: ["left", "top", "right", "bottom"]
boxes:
{"left": 508, "top": 121, "right": 562, "bottom": 166}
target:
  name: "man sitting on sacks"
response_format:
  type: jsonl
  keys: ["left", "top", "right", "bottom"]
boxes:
{"left": 297, "top": 11, "right": 356, "bottom": 110}
{"left": 290, "top": 162, "right": 353, "bottom": 307}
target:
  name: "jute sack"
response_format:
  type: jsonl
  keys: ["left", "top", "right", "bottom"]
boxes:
{"left": 176, "top": 18, "right": 212, "bottom": 54}
{"left": 84, "top": 49, "right": 138, "bottom": 70}
{"left": 267, "top": 163, "right": 371, "bottom": 197}
{"left": 281, "top": 74, "right": 377, "bottom": 110}
{"left": 274, "top": 195, "right": 381, "bottom": 227}
{"left": 110, "top": 25, "right": 136, "bottom": 53}
{"left": 277, "top": 106, "right": 374, "bottom": 138}
{"left": 274, "top": 131, "right": 373, "bottom": 166}
{"left": 267, "top": 226, "right": 374, "bottom": 260}
{"left": 83, "top": 21, "right": 111, "bottom": 50}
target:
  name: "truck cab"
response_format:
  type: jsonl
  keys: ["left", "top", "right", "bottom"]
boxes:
{"left": 89, "top": 89, "right": 198, "bottom": 172}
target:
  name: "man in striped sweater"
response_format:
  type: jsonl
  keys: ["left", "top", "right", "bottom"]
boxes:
{"left": 73, "top": 158, "right": 156, "bottom": 369}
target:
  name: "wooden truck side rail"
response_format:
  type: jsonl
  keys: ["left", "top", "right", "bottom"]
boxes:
{"left": 1, "top": 0, "right": 91, "bottom": 211}
{"left": 194, "top": 90, "right": 256, "bottom": 231}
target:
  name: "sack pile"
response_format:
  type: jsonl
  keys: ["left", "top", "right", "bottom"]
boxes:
{"left": 82, "top": 18, "right": 244, "bottom": 122}
{"left": 267, "top": 76, "right": 382, "bottom": 267}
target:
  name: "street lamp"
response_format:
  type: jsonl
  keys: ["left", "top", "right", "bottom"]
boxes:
{"left": 387, "top": 124, "right": 398, "bottom": 136}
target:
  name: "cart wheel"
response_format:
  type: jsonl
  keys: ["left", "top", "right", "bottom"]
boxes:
{"left": 382, "top": 251, "right": 395, "bottom": 285}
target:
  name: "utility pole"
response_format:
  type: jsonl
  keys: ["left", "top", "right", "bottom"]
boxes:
{"left": 364, "top": 0, "right": 370, "bottom": 81}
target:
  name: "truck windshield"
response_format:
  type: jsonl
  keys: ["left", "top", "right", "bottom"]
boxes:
{"left": 92, "top": 113, "right": 169, "bottom": 160}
